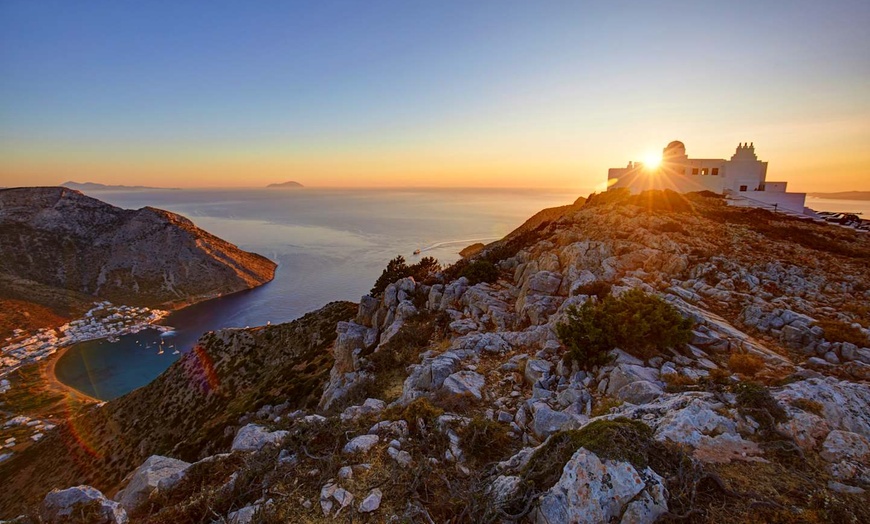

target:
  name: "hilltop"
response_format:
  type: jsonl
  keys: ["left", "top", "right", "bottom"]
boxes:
{"left": 3, "top": 189, "right": 869, "bottom": 523}
{"left": 61, "top": 181, "right": 178, "bottom": 191}
{"left": 0, "top": 187, "right": 277, "bottom": 335}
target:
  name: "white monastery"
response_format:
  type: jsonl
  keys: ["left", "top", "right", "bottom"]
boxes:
{"left": 607, "top": 141, "right": 807, "bottom": 214}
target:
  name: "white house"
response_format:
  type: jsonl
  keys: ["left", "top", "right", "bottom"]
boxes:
{"left": 607, "top": 141, "right": 807, "bottom": 214}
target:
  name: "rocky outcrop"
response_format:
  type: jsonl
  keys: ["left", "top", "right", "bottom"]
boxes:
{"left": 535, "top": 449, "right": 668, "bottom": 524}
{"left": 231, "top": 424, "right": 289, "bottom": 452}
{"left": 0, "top": 187, "right": 276, "bottom": 309}
{"left": 115, "top": 455, "right": 191, "bottom": 512}
{"left": 40, "top": 486, "right": 127, "bottom": 524}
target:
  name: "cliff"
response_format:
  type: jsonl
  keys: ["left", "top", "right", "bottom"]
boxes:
{"left": 0, "top": 187, "right": 277, "bottom": 312}
{"left": 6, "top": 190, "right": 870, "bottom": 523}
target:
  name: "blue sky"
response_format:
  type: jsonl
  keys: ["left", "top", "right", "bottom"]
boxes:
{"left": 1, "top": 1, "right": 868, "bottom": 189}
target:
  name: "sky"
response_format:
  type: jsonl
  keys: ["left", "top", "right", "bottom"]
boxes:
{"left": 1, "top": 1, "right": 868, "bottom": 191}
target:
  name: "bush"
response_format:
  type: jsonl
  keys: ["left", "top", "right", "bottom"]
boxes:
{"left": 457, "top": 416, "right": 513, "bottom": 466}
{"left": 458, "top": 259, "right": 500, "bottom": 285}
{"left": 573, "top": 280, "right": 612, "bottom": 300}
{"left": 556, "top": 289, "right": 693, "bottom": 368}
{"left": 734, "top": 381, "right": 787, "bottom": 429}
{"left": 816, "top": 319, "right": 869, "bottom": 347}
{"left": 728, "top": 352, "right": 765, "bottom": 376}
{"left": 370, "top": 255, "right": 441, "bottom": 295}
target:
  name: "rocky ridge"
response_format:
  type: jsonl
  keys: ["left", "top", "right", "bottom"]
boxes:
{"left": 0, "top": 187, "right": 277, "bottom": 312}
{"left": 7, "top": 191, "right": 870, "bottom": 523}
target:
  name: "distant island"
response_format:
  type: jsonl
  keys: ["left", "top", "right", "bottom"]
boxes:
{"left": 266, "top": 181, "right": 304, "bottom": 188}
{"left": 62, "top": 181, "right": 178, "bottom": 191}
{"left": 808, "top": 191, "right": 870, "bottom": 201}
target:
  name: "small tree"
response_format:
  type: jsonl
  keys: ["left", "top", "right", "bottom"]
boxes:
{"left": 459, "top": 259, "right": 499, "bottom": 285}
{"left": 370, "top": 255, "right": 442, "bottom": 295}
{"left": 557, "top": 289, "right": 693, "bottom": 368}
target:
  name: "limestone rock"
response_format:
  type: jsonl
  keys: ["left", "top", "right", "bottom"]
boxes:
{"left": 535, "top": 449, "right": 668, "bottom": 524}
{"left": 359, "top": 488, "right": 383, "bottom": 513}
{"left": 41, "top": 485, "right": 128, "bottom": 524}
{"left": 524, "top": 359, "right": 553, "bottom": 386}
{"left": 115, "top": 455, "right": 191, "bottom": 512}
{"left": 441, "top": 371, "right": 485, "bottom": 400}
{"left": 343, "top": 434, "right": 379, "bottom": 454}
{"left": 231, "top": 424, "right": 289, "bottom": 452}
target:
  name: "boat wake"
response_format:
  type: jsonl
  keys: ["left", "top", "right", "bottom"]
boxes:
{"left": 413, "top": 237, "right": 499, "bottom": 255}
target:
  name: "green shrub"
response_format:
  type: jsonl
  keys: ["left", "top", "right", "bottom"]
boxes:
{"left": 573, "top": 280, "right": 612, "bottom": 300}
{"left": 370, "top": 255, "right": 441, "bottom": 295}
{"left": 734, "top": 381, "right": 788, "bottom": 429}
{"left": 556, "top": 289, "right": 693, "bottom": 367}
{"left": 457, "top": 416, "right": 513, "bottom": 466}
{"left": 458, "top": 259, "right": 500, "bottom": 285}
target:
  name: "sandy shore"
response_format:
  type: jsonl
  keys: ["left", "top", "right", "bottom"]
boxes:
{"left": 40, "top": 345, "right": 102, "bottom": 405}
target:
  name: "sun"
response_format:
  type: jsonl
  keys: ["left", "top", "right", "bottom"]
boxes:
{"left": 642, "top": 152, "right": 662, "bottom": 170}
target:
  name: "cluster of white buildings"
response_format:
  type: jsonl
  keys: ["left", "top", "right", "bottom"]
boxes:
{"left": 607, "top": 141, "right": 808, "bottom": 214}
{"left": 0, "top": 302, "right": 170, "bottom": 459}
{"left": 0, "top": 302, "right": 169, "bottom": 379}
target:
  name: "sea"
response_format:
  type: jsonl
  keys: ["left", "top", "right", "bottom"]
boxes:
{"left": 54, "top": 187, "right": 587, "bottom": 400}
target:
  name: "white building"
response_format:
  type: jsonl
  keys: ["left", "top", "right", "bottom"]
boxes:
{"left": 607, "top": 141, "right": 807, "bottom": 214}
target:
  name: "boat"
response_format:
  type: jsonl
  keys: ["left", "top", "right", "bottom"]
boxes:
{"left": 158, "top": 349, "right": 164, "bottom": 355}
{"left": 413, "top": 249, "right": 421, "bottom": 255}
{"left": 172, "top": 350, "right": 180, "bottom": 355}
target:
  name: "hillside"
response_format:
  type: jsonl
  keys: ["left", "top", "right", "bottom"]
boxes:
{"left": 266, "top": 181, "right": 304, "bottom": 188}
{"left": 808, "top": 191, "right": 870, "bottom": 201}
{"left": 0, "top": 301, "right": 355, "bottom": 517}
{"left": 0, "top": 188, "right": 277, "bottom": 329}
{"left": 6, "top": 189, "right": 870, "bottom": 523}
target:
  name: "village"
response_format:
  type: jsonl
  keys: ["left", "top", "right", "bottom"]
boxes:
{"left": 0, "top": 302, "right": 171, "bottom": 463}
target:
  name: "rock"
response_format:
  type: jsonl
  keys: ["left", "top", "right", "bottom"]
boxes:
{"left": 605, "top": 364, "right": 660, "bottom": 397}
{"left": 524, "top": 359, "right": 553, "bottom": 386}
{"left": 340, "top": 398, "right": 386, "bottom": 422}
{"left": 774, "top": 378, "right": 870, "bottom": 440}
{"left": 488, "top": 475, "right": 522, "bottom": 506}
{"left": 535, "top": 449, "right": 668, "bottom": 524}
{"left": 828, "top": 481, "right": 865, "bottom": 495}
{"left": 231, "top": 424, "right": 289, "bottom": 452}
{"left": 616, "top": 380, "right": 664, "bottom": 405}
{"left": 343, "top": 434, "right": 380, "bottom": 454}
{"left": 115, "top": 455, "right": 191, "bottom": 512}
{"left": 227, "top": 504, "right": 259, "bottom": 524}
{"left": 358, "top": 488, "right": 383, "bottom": 513}
{"left": 40, "top": 485, "right": 128, "bottom": 524}
{"left": 819, "top": 430, "right": 870, "bottom": 483}
{"left": 531, "top": 404, "right": 580, "bottom": 439}
{"left": 441, "top": 371, "right": 485, "bottom": 400}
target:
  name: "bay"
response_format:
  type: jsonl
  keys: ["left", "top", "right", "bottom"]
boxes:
{"left": 54, "top": 187, "right": 584, "bottom": 400}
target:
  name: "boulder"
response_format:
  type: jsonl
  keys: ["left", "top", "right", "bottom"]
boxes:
{"left": 359, "top": 488, "right": 383, "bottom": 513}
{"left": 819, "top": 430, "right": 870, "bottom": 483}
{"left": 440, "top": 371, "right": 485, "bottom": 400}
{"left": 535, "top": 449, "right": 668, "bottom": 524}
{"left": 115, "top": 455, "right": 191, "bottom": 512}
{"left": 524, "top": 359, "right": 553, "bottom": 386}
{"left": 41, "top": 486, "right": 128, "bottom": 524}
{"left": 340, "top": 398, "right": 386, "bottom": 422}
{"left": 231, "top": 424, "right": 289, "bottom": 452}
{"left": 531, "top": 404, "right": 581, "bottom": 439}
{"left": 616, "top": 380, "right": 664, "bottom": 405}
{"left": 343, "top": 434, "right": 379, "bottom": 454}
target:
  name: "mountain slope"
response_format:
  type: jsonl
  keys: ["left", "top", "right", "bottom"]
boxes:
{"left": 0, "top": 301, "right": 355, "bottom": 517}
{"left": 0, "top": 187, "right": 277, "bottom": 310}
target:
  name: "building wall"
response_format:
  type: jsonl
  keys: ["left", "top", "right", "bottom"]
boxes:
{"left": 605, "top": 141, "right": 807, "bottom": 214}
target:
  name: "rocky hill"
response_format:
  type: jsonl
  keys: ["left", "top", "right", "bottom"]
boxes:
{"left": 0, "top": 187, "right": 277, "bottom": 319}
{"left": 5, "top": 190, "right": 870, "bottom": 523}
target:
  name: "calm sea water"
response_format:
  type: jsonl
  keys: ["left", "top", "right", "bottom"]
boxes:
{"left": 54, "top": 187, "right": 584, "bottom": 400}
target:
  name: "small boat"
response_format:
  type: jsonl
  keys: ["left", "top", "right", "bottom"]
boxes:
{"left": 157, "top": 349, "right": 164, "bottom": 355}
{"left": 172, "top": 350, "right": 180, "bottom": 355}
{"left": 413, "top": 249, "right": 421, "bottom": 255}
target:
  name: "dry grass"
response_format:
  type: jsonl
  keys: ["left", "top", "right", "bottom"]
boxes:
{"left": 728, "top": 352, "right": 766, "bottom": 376}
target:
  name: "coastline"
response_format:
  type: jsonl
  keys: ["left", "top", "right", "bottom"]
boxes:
{"left": 41, "top": 344, "right": 102, "bottom": 404}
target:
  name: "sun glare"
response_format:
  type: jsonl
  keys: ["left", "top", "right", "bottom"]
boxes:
{"left": 643, "top": 152, "right": 662, "bottom": 170}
